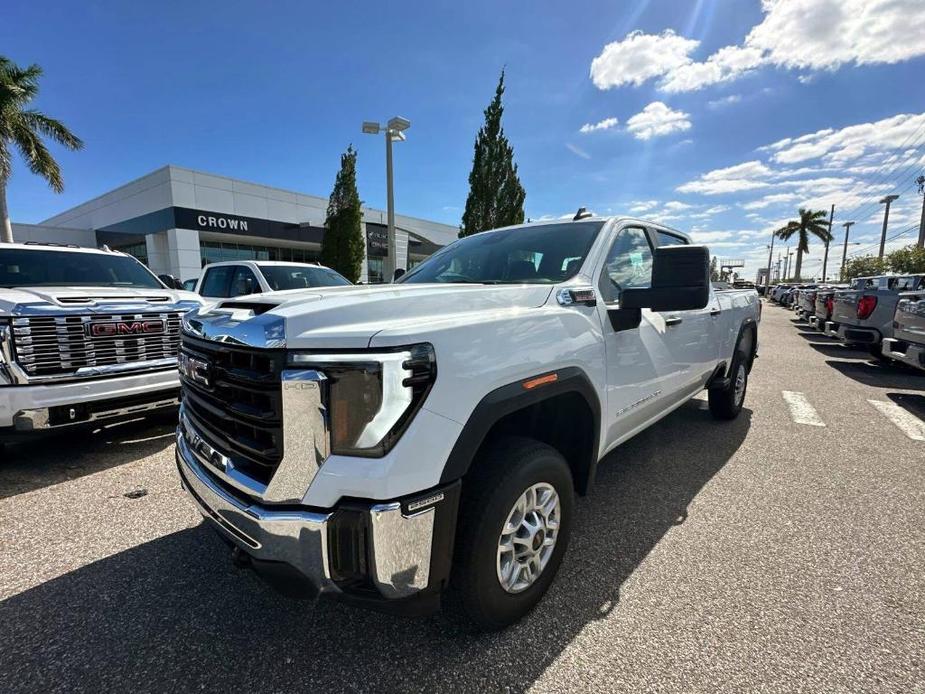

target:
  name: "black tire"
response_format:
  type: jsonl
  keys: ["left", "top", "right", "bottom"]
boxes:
{"left": 448, "top": 436, "right": 574, "bottom": 631}
{"left": 868, "top": 342, "right": 890, "bottom": 361}
{"left": 709, "top": 350, "right": 748, "bottom": 420}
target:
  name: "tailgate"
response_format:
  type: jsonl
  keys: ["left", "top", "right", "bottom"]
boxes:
{"left": 831, "top": 290, "right": 860, "bottom": 324}
{"left": 894, "top": 291, "right": 925, "bottom": 343}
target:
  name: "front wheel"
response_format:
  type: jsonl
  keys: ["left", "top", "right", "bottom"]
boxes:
{"left": 448, "top": 437, "right": 574, "bottom": 631}
{"left": 709, "top": 353, "right": 748, "bottom": 420}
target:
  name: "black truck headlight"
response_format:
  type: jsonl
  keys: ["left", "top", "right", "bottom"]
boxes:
{"left": 289, "top": 344, "right": 436, "bottom": 457}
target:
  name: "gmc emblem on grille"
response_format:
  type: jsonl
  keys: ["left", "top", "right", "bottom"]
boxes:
{"left": 178, "top": 352, "right": 211, "bottom": 387}
{"left": 87, "top": 320, "right": 165, "bottom": 337}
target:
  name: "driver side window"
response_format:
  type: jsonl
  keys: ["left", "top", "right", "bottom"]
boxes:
{"left": 598, "top": 227, "right": 654, "bottom": 303}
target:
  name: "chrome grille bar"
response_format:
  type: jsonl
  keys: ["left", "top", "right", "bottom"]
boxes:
{"left": 9, "top": 311, "right": 184, "bottom": 380}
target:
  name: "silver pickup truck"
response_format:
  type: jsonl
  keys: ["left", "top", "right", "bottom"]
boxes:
{"left": 809, "top": 285, "right": 848, "bottom": 331}
{"left": 882, "top": 289, "right": 925, "bottom": 371}
{"left": 825, "top": 274, "right": 925, "bottom": 358}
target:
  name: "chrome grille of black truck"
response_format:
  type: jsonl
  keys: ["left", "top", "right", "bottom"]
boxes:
{"left": 11, "top": 312, "right": 183, "bottom": 378}
{"left": 179, "top": 334, "right": 285, "bottom": 485}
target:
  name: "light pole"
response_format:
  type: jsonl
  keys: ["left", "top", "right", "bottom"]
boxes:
{"left": 764, "top": 231, "right": 776, "bottom": 295}
{"left": 784, "top": 246, "right": 793, "bottom": 281}
{"left": 878, "top": 194, "right": 899, "bottom": 259}
{"left": 362, "top": 116, "right": 411, "bottom": 281}
{"left": 822, "top": 203, "right": 834, "bottom": 281}
{"left": 840, "top": 221, "right": 855, "bottom": 280}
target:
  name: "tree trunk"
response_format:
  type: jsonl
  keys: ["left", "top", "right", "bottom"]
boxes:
{"left": 0, "top": 180, "right": 13, "bottom": 244}
{"left": 793, "top": 247, "right": 803, "bottom": 280}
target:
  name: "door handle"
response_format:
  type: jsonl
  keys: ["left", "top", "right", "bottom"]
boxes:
{"left": 665, "top": 316, "right": 683, "bottom": 327}
{"left": 710, "top": 308, "right": 722, "bottom": 317}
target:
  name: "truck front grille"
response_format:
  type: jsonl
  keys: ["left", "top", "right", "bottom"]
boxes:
{"left": 11, "top": 312, "right": 183, "bottom": 378}
{"left": 179, "top": 334, "right": 285, "bottom": 485}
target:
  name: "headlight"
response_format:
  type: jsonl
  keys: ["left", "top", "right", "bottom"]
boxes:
{"left": 289, "top": 343, "right": 436, "bottom": 457}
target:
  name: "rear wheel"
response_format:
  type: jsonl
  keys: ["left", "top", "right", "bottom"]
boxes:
{"left": 448, "top": 437, "right": 573, "bottom": 631}
{"left": 868, "top": 343, "right": 889, "bottom": 361}
{"left": 709, "top": 352, "right": 748, "bottom": 420}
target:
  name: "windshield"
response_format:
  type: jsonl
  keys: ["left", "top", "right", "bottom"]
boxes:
{"left": 0, "top": 248, "right": 163, "bottom": 289}
{"left": 259, "top": 264, "right": 351, "bottom": 290}
{"left": 399, "top": 222, "right": 604, "bottom": 284}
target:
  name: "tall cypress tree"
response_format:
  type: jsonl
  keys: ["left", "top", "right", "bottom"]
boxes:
{"left": 460, "top": 70, "right": 526, "bottom": 237}
{"left": 321, "top": 145, "right": 365, "bottom": 283}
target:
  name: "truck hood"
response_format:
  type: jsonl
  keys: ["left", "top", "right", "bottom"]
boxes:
{"left": 186, "top": 283, "right": 554, "bottom": 349}
{"left": 0, "top": 285, "right": 202, "bottom": 314}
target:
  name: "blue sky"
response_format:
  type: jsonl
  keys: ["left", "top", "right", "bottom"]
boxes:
{"left": 3, "top": 0, "right": 925, "bottom": 279}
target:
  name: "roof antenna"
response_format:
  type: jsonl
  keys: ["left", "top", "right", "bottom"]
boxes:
{"left": 573, "top": 207, "right": 592, "bottom": 221}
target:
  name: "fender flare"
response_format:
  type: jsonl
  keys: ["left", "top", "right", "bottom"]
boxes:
{"left": 439, "top": 367, "right": 602, "bottom": 494}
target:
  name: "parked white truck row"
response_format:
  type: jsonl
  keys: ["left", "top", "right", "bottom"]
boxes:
{"left": 768, "top": 274, "right": 925, "bottom": 372}
{"left": 2, "top": 217, "right": 760, "bottom": 630}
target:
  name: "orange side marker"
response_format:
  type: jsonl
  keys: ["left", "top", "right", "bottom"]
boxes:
{"left": 522, "top": 373, "right": 558, "bottom": 390}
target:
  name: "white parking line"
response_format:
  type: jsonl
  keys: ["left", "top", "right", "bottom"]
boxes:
{"left": 781, "top": 391, "right": 826, "bottom": 427}
{"left": 868, "top": 400, "right": 925, "bottom": 441}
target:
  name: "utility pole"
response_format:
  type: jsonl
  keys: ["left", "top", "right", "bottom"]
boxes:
{"left": 764, "top": 230, "right": 775, "bottom": 295}
{"left": 840, "top": 221, "right": 855, "bottom": 280}
{"left": 916, "top": 175, "right": 925, "bottom": 249}
{"left": 878, "top": 194, "right": 899, "bottom": 259}
{"left": 822, "top": 203, "right": 834, "bottom": 281}
{"left": 784, "top": 246, "right": 792, "bottom": 280}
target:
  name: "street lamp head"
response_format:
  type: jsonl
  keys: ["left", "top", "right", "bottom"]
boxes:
{"left": 387, "top": 116, "right": 411, "bottom": 132}
{"left": 390, "top": 130, "right": 406, "bottom": 142}
{"left": 362, "top": 121, "right": 381, "bottom": 134}
{"left": 879, "top": 194, "right": 899, "bottom": 204}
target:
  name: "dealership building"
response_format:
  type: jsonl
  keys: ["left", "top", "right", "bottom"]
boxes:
{"left": 12, "top": 165, "right": 457, "bottom": 283}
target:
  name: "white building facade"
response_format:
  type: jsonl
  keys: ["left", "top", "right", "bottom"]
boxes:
{"left": 24, "top": 165, "right": 457, "bottom": 283}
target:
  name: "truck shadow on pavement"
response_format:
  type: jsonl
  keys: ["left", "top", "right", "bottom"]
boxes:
{"left": 0, "top": 415, "right": 177, "bottom": 501}
{"left": 886, "top": 392, "right": 925, "bottom": 419}
{"left": 824, "top": 359, "right": 925, "bottom": 390}
{"left": 0, "top": 402, "right": 751, "bottom": 694}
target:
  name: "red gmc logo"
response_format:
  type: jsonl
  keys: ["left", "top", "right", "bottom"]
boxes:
{"left": 87, "top": 320, "right": 166, "bottom": 337}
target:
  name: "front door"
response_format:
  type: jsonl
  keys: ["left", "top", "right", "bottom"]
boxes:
{"left": 595, "top": 224, "right": 677, "bottom": 452}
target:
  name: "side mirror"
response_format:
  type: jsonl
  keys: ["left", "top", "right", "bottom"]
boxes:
{"left": 620, "top": 245, "right": 710, "bottom": 312}
{"left": 392, "top": 268, "right": 406, "bottom": 282}
{"left": 158, "top": 274, "right": 183, "bottom": 290}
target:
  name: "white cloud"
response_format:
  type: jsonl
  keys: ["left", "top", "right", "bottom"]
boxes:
{"left": 565, "top": 143, "right": 591, "bottom": 160}
{"left": 765, "top": 112, "right": 925, "bottom": 164}
{"left": 626, "top": 102, "right": 692, "bottom": 141}
{"left": 707, "top": 94, "right": 743, "bottom": 109}
{"left": 579, "top": 117, "right": 619, "bottom": 134}
{"left": 590, "top": 0, "right": 925, "bottom": 93}
{"left": 660, "top": 45, "right": 765, "bottom": 93}
{"left": 663, "top": 200, "right": 694, "bottom": 211}
{"left": 677, "top": 160, "right": 772, "bottom": 195}
{"left": 589, "top": 30, "right": 699, "bottom": 89}
{"left": 740, "top": 193, "right": 800, "bottom": 210}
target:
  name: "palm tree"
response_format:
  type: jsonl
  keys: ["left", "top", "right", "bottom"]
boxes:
{"left": 774, "top": 208, "right": 832, "bottom": 281}
{"left": 0, "top": 57, "right": 83, "bottom": 243}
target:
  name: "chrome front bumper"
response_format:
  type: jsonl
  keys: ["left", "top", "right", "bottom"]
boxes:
{"left": 176, "top": 428, "right": 447, "bottom": 601}
{"left": 882, "top": 338, "right": 925, "bottom": 371}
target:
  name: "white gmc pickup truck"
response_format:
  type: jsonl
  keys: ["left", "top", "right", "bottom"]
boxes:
{"left": 175, "top": 217, "right": 760, "bottom": 630}
{"left": 1, "top": 243, "right": 201, "bottom": 440}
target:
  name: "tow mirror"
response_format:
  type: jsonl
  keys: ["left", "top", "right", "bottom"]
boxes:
{"left": 392, "top": 268, "right": 406, "bottom": 282}
{"left": 620, "top": 245, "right": 710, "bottom": 312}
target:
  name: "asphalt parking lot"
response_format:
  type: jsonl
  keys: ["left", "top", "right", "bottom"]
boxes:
{"left": 1, "top": 302, "right": 923, "bottom": 694}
